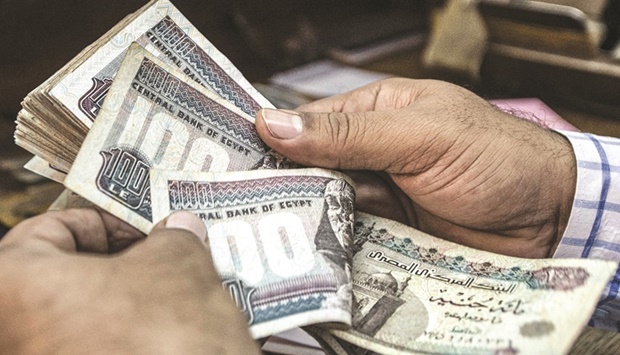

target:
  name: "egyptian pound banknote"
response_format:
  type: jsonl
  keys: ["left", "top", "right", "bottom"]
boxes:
{"left": 307, "top": 212, "right": 617, "bottom": 355}
{"left": 50, "top": 0, "right": 272, "bottom": 129}
{"left": 19, "top": 0, "right": 275, "bottom": 174}
{"left": 149, "top": 168, "right": 356, "bottom": 338}
{"left": 24, "top": 156, "right": 67, "bottom": 184}
{"left": 48, "top": 189, "right": 95, "bottom": 211}
{"left": 64, "top": 44, "right": 274, "bottom": 233}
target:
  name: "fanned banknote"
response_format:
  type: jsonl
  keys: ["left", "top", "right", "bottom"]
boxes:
{"left": 64, "top": 44, "right": 275, "bottom": 233}
{"left": 306, "top": 212, "right": 617, "bottom": 355}
{"left": 149, "top": 168, "right": 356, "bottom": 339}
{"left": 50, "top": 0, "right": 271, "bottom": 128}
{"left": 23, "top": 156, "right": 67, "bottom": 184}
{"left": 16, "top": 0, "right": 273, "bottom": 173}
{"left": 48, "top": 189, "right": 95, "bottom": 211}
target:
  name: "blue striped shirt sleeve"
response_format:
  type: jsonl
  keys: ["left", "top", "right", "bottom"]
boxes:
{"left": 554, "top": 130, "right": 620, "bottom": 331}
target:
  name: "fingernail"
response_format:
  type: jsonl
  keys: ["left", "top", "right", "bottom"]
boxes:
{"left": 165, "top": 211, "right": 207, "bottom": 241}
{"left": 262, "top": 108, "right": 303, "bottom": 139}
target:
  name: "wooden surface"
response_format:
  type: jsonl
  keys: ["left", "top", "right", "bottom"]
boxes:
{"left": 570, "top": 326, "right": 620, "bottom": 354}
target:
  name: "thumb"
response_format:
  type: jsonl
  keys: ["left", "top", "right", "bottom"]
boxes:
{"left": 256, "top": 108, "right": 403, "bottom": 171}
{"left": 123, "top": 212, "right": 214, "bottom": 268}
{"left": 148, "top": 211, "right": 208, "bottom": 254}
{"left": 155, "top": 211, "right": 207, "bottom": 243}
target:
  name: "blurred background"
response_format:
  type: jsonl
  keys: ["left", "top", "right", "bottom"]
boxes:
{"left": 0, "top": 0, "right": 619, "bottom": 352}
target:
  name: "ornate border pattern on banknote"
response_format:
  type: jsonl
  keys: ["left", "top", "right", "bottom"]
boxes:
{"left": 167, "top": 175, "right": 332, "bottom": 210}
{"left": 149, "top": 17, "right": 262, "bottom": 117}
{"left": 134, "top": 57, "right": 267, "bottom": 152}
{"left": 250, "top": 274, "right": 340, "bottom": 324}
{"left": 354, "top": 220, "right": 589, "bottom": 291}
{"left": 78, "top": 16, "right": 263, "bottom": 120}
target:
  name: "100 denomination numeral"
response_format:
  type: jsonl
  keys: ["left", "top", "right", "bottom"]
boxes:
{"left": 207, "top": 212, "right": 316, "bottom": 285}
{"left": 116, "top": 96, "right": 230, "bottom": 171}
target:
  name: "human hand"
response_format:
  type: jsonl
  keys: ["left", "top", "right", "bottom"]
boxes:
{"left": 0, "top": 208, "right": 259, "bottom": 354}
{"left": 255, "top": 78, "right": 576, "bottom": 258}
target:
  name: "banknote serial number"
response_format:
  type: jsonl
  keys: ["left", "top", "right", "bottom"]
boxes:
{"left": 423, "top": 330, "right": 511, "bottom": 347}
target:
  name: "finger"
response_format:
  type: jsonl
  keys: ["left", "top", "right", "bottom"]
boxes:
{"left": 2, "top": 208, "right": 144, "bottom": 253}
{"left": 256, "top": 107, "right": 413, "bottom": 171}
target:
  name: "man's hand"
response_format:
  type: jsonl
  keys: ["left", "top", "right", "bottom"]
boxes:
{"left": 256, "top": 78, "right": 576, "bottom": 258}
{"left": 0, "top": 208, "right": 259, "bottom": 354}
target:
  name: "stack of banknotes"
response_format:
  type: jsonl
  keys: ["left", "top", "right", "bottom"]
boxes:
{"left": 14, "top": 0, "right": 618, "bottom": 353}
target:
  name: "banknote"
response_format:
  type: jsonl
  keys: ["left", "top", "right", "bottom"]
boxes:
{"left": 49, "top": 0, "right": 272, "bottom": 129}
{"left": 16, "top": 0, "right": 274, "bottom": 175}
{"left": 24, "top": 156, "right": 67, "bottom": 184}
{"left": 64, "top": 44, "right": 274, "bottom": 233}
{"left": 149, "top": 168, "right": 356, "bottom": 339}
{"left": 48, "top": 189, "right": 95, "bottom": 211}
{"left": 307, "top": 212, "right": 617, "bottom": 355}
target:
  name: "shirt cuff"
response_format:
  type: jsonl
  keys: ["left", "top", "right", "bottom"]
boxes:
{"left": 552, "top": 131, "right": 620, "bottom": 330}
{"left": 553, "top": 131, "right": 620, "bottom": 260}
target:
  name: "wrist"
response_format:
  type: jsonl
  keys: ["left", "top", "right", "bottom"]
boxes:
{"left": 547, "top": 131, "right": 577, "bottom": 257}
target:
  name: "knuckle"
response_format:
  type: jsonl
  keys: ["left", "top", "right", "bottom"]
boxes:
{"left": 328, "top": 112, "right": 372, "bottom": 167}
{"left": 325, "top": 112, "right": 365, "bottom": 150}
